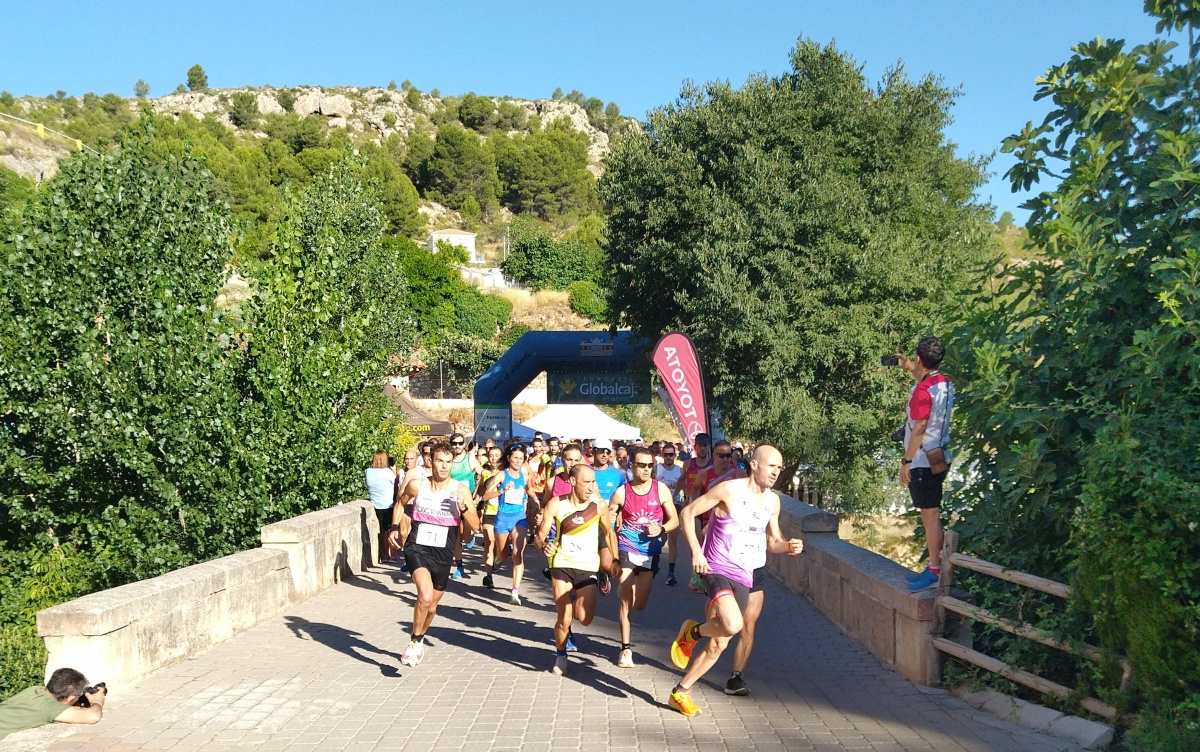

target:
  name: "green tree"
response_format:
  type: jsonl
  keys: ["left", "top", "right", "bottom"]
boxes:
{"left": 387, "top": 80, "right": 398, "bottom": 91}
{"left": 401, "top": 79, "right": 412, "bottom": 91}
{"left": 230, "top": 91, "right": 259, "bottom": 129}
{"left": 0, "top": 121, "right": 246, "bottom": 585}
{"left": 423, "top": 123, "right": 500, "bottom": 215}
{"left": 950, "top": 1, "right": 1200, "bottom": 717}
{"left": 361, "top": 142, "right": 423, "bottom": 236}
{"left": 457, "top": 92, "right": 496, "bottom": 133}
{"left": 186, "top": 64, "right": 208, "bottom": 91}
{"left": 551, "top": 87, "right": 563, "bottom": 100}
{"left": 134, "top": 79, "right": 150, "bottom": 98}
{"left": 275, "top": 88, "right": 296, "bottom": 112}
{"left": 500, "top": 216, "right": 604, "bottom": 290}
{"left": 385, "top": 236, "right": 466, "bottom": 337}
{"left": 495, "top": 101, "right": 528, "bottom": 131}
{"left": 405, "top": 87, "right": 423, "bottom": 111}
{"left": 174, "top": 83, "right": 186, "bottom": 95}
{"left": 600, "top": 39, "right": 993, "bottom": 510}
{"left": 236, "top": 160, "right": 412, "bottom": 525}
{"left": 491, "top": 118, "right": 598, "bottom": 219}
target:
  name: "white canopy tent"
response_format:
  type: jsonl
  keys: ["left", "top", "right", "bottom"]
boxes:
{"left": 521, "top": 404, "right": 641, "bottom": 442}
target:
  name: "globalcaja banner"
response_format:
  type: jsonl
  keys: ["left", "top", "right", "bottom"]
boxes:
{"left": 651, "top": 332, "right": 709, "bottom": 449}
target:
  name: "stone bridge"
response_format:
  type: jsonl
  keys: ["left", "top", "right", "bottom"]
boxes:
{"left": 12, "top": 500, "right": 1090, "bottom": 751}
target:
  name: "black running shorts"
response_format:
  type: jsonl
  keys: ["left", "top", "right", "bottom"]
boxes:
{"left": 549, "top": 567, "right": 598, "bottom": 590}
{"left": 404, "top": 543, "right": 454, "bottom": 591}
{"left": 908, "top": 467, "right": 946, "bottom": 509}
{"left": 703, "top": 572, "right": 750, "bottom": 604}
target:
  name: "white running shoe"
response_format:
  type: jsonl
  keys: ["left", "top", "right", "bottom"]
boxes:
{"left": 551, "top": 655, "right": 567, "bottom": 675}
{"left": 509, "top": 590, "right": 522, "bottom": 606}
{"left": 616, "top": 648, "right": 635, "bottom": 668}
{"left": 400, "top": 641, "right": 425, "bottom": 667}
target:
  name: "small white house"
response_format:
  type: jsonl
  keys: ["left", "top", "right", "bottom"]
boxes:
{"left": 426, "top": 229, "right": 478, "bottom": 264}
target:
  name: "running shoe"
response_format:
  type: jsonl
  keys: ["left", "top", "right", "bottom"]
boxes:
{"left": 907, "top": 569, "right": 939, "bottom": 591}
{"left": 616, "top": 648, "right": 635, "bottom": 668}
{"left": 668, "top": 686, "right": 700, "bottom": 717}
{"left": 551, "top": 654, "right": 567, "bottom": 676}
{"left": 670, "top": 619, "right": 700, "bottom": 669}
{"left": 451, "top": 564, "right": 464, "bottom": 580}
{"left": 725, "top": 672, "right": 750, "bottom": 696}
{"left": 510, "top": 590, "right": 522, "bottom": 606}
{"left": 666, "top": 573, "right": 678, "bottom": 587}
{"left": 904, "top": 567, "right": 931, "bottom": 583}
{"left": 688, "top": 573, "right": 707, "bottom": 594}
{"left": 482, "top": 573, "right": 494, "bottom": 589}
{"left": 400, "top": 641, "right": 425, "bottom": 667}
{"left": 565, "top": 630, "right": 578, "bottom": 652}
{"left": 598, "top": 573, "right": 611, "bottom": 596}
{"left": 464, "top": 535, "right": 476, "bottom": 550}
{"left": 399, "top": 561, "right": 411, "bottom": 573}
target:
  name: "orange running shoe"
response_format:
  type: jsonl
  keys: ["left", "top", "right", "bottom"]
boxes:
{"left": 670, "top": 619, "right": 700, "bottom": 669}
{"left": 668, "top": 686, "right": 701, "bottom": 717}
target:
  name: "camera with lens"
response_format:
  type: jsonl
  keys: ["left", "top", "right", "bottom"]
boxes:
{"left": 74, "top": 682, "right": 106, "bottom": 707}
{"left": 890, "top": 427, "right": 905, "bottom": 444}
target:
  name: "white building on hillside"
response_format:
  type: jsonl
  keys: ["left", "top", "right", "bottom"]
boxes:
{"left": 427, "top": 229, "right": 478, "bottom": 264}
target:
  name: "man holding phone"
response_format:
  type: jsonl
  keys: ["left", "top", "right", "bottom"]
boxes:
{"left": 888, "top": 335, "right": 955, "bottom": 591}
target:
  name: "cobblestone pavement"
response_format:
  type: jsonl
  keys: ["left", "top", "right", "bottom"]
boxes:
{"left": 8, "top": 540, "right": 1083, "bottom": 752}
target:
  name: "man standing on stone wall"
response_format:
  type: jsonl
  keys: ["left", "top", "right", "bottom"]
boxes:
{"left": 895, "top": 335, "right": 955, "bottom": 592}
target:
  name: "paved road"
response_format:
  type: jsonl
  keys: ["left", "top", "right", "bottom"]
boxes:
{"left": 8, "top": 541, "right": 1081, "bottom": 751}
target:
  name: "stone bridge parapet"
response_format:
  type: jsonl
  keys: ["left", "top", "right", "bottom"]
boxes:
{"left": 36, "top": 500, "right": 379, "bottom": 687}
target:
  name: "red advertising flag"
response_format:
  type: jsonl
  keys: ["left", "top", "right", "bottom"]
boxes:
{"left": 652, "top": 332, "right": 709, "bottom": 449}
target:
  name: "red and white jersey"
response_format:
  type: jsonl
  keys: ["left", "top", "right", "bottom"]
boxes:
{"left": 905, "top": 372, "right": 955, "bottom": 469}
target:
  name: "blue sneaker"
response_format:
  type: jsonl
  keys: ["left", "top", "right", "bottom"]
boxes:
{"left": 907, "top": 569, "right": 939, "bottom": 591}
{"left": 451, "top": 564, "right": 464, "bottom": 580}
{"left": 905, "top": 567, "right": 931, "bottom": 583}
{"left": 565, "top": 630, "right": 578, "bottom": 652}
{"left": 464, "top": 536, "right": 476, "bottom": 550}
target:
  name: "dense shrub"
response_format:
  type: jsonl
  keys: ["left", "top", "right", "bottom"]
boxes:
{"left": 500, "top": 216, "right": 605, "bottom": 291}
{"left": 567, "top": 280, "right": 606, "bottom": 321}
{"left": 455, "top": 288, "right": 512, "bottom": 338}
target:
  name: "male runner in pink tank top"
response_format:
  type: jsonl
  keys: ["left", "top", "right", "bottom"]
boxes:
{"left": 665, "top": 445, "right": 803, "bottom": 717}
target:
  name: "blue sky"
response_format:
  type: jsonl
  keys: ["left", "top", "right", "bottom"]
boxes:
{"left": 0, "top": 1, "right": 1166, "bottom": 221}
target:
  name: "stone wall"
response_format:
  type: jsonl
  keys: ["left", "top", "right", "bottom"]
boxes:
{"left": 770, "top": 494, "right": 937, "bottom": 684}
{"left": 36, "top": 500, "right": 380, "bottom": 688}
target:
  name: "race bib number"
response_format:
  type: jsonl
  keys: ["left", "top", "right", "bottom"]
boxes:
{"left": 560, "top": 536, "right": 586, "bottom": 558}
{"left": 503, "top": 486, "right": 525, "bottom": 507}
{"left": 416, "top": 524, "right": 449, "bottom": 548}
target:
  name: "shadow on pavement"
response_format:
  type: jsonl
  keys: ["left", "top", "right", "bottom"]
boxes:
{"left": 284, "top": 615, "right": 403, "bottom": 677}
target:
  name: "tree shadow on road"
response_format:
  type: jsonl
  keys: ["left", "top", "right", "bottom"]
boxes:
{"left": 284, "top": 616, "right": 403, "bottom": 677}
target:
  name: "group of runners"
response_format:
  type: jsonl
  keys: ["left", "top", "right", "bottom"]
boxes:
{"left": 365, "top": 431, "right": 804, "bottom": 717}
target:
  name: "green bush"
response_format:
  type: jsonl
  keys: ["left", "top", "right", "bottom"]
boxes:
{"left": 0, "top": 622, "right": 44, "bottom": 700}
{"left": 499, "top": 321, "right": 529, "bottom": 347}
{"left": 567, "top": 280, "right": 606, "bottom": 321}
{"left": 454, "top": 288, "right": 512, "bottom": 338}
{"left": 500, "top": 216, "right": 605, "bottom": 290}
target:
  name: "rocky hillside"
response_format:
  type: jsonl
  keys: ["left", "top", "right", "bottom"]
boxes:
{"left": 2, "top": 86, "right": 619, "bottom": 181}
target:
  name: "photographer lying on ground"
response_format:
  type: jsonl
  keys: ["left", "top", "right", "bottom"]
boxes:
{"left": 0, "top": 668, "right": 106, "bottom": 740}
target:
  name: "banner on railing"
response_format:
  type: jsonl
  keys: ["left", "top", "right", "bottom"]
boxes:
{"left": 652, "top": 332, "right": 709, "bottom": 450}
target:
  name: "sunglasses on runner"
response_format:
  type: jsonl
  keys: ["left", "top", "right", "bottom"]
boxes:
{"left": 451, "top": 441, "right": 464, "bottom": 446}
{"left": 715, "top": 452, "right": 733, "bottom": 458}
{"left": 633, "top": 461, "right": 655, "bottom": 469}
